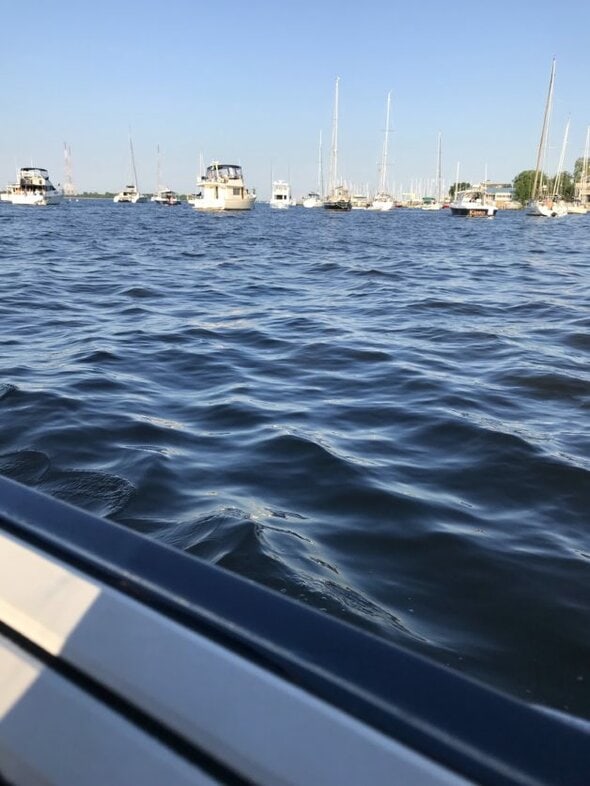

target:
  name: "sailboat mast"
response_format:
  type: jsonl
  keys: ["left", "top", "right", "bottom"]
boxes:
{"left": 329, "top": 77, "right": 340, "bottom": 193}
{"left": 553, "top": 118, "right": 570, "bottom": 197}
{"left": 454, "top": 161, "right": 460, "bottom": 200}
{"left": 532, "top": 58, "right": 556, "bottom": 201}
{"left": 379, "top": 92, "right": 392, "bottom": 194}
{"left": 580, "top": 125, "right": 590, "bottom": 200}
{"left": 129, "top": 135, "right": 140, "bottom": 192}
{"left": 317, "top": 130, "right": 324, "bottom": 196}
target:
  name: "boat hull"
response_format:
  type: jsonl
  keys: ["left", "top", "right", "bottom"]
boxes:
{"left": 324, "top": 200, "right": 352, "bottom": 211}
{"left": 450, "top": 205, "right": 497, "bottom": 217}
{"left": 193, "top": 195, "right": 256, "bottom": 211}
{"left": 526, "top": 199, "right": 567, "bottom": 217}
{"left": 2, "top": 192, "right": 62, "bottom": 206}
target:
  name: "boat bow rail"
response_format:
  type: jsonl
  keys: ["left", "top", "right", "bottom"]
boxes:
{"left": 0, "top": 474, "right": 587, "bottom": 785}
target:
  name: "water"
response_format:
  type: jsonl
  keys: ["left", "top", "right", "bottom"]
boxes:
{"left": 1, "top": 200, "right": 589, "bottom": 719}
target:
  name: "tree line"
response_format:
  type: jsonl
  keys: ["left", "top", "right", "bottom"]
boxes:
{"left": 512, "top": 157, "right": 587, "bottom": 205}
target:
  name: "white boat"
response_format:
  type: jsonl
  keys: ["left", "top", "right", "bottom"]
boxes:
{"left": 351, "top": 190, "right": 370, "bottom": 209}
{"left": 324, "top": 77, "right": 352, "bottom": 211}
{"left": 269, "top": 180, "right": 291, "bottom": 209}
{"left": 526, "top": 59, "right": 567, "bottom": 218}
{"left": 150, "top": 145, "right": 180, "bottom": 205}
{"left": 151, "top": 188, "right": 181, "bottom": 206}
{"left": 1, "top": 167, "right": 62, "bottom": 206}
{"left": 114, "top": 185, "right": 147, "bottom": 204}
{"left": 421, "top": 132, "right": 443, "bottom": 210}
{"left": 303, "top": 131, "right": 324, "bottom": 208}
{"left": 302, "top": 192, "right": 323, "bottom": 208}
{"left": 369, "top": 91, "right": 395, "bottom": 211}
{"left": 566, "top": 203, "right": 587, "bottom": 215}
{"left": 450, "top": 187, "right": 497, "bottom": 217}
{"left": 114, "top": 136, "right": 147, "bottom": 203}
{"left": 191, "top": 162, "right": 256, "bottom": 211}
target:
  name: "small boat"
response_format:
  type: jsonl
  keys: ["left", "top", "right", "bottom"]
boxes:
{"left": 527, "top": 59, "right": 567, "bottom": 218}
{"left": 151, "top": 189, "right": 181, "bottom": 206}
{"left": 450, "top": 187, "right": 497, "bottom": 217}
{"left": 113, "top": 185, "right": 147, "bottom": 204}
{"left": 566, "top": 202, "right": 587, "bottom": 215}
{"left": 114, "top": 136, "right": 147, "bottom": 203}
{"left": 421, "top": 197, "right": 442, "bottom": 211}
{"left": 302, "top": 191, "right": 323, "bottom": 208}
{"left": 0, "top": 167, "right": 62, "bottom": 206}
{"left": 421, "top": 132, "right": 443, "bottom": 210}
{"left": 191, "top": 162, "right": 256, "bottom": 211}
{"left": 303, "top": 132, "right": 324, "bottom": 208}
{"left": 324, "top": 77, "right": 352, "bottom": 211}
{"left": 269, "top": 180, "right": 291, "bottom": 209}
{"left": 369, "top": 92, "right": 395, "bottom": 211}
{"left": 150, "top": 145, "right": 180, "bottom": 205}
{"left": 351, "top": 190, "right": 370, "bottom": 209}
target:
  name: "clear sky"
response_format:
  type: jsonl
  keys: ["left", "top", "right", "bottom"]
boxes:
{"left": 1, "top": 1, "right": 588, "bottom": 198}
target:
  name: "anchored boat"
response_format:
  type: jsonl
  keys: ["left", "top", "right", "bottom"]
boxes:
{"left": 450, "top": 187, "right": 497, "bottom": 217}
{"left": 1, "top": 167, "right": 62, "bottom": 206}
{"left": 190, "top": 162, "right": 256, "bottom": 211}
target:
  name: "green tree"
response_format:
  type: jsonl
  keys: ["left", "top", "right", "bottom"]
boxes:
{"left": 551, "top": 171, "right": 574, "bottom": 200}
{"left": 513, "top": 170, "right": 542, "bottom": 204}
{"left": 448, "top": 182, "right": 471, "bottom": 199}
{"left": 573, "top": 157, "right": 588, "bottom": 182}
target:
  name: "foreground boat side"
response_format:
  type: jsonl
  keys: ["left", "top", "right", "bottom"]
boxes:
{"left": 0, "top": 475, "right": 588, "bottom": 785}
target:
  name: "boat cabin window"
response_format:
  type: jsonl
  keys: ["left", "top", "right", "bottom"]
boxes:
{"left": 206, "top": 165, "right": 242, "bottom": 181}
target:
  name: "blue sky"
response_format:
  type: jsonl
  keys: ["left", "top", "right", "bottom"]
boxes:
{"left": 1, "top": 1, "right": 588, "bottom": 197}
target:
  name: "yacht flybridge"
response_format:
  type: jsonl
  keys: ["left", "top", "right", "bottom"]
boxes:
{"left": 190, "top": 162, "right": 256, "bottom": 211}
{"left": 0, "top": 167, "right": 62, "bottom": 206}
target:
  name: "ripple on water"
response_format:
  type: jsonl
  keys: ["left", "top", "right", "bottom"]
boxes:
{"left": 0, "top": 203, "right": 589, "bottom": 718}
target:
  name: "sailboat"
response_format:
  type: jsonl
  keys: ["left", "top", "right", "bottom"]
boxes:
{"left": 323, "top": 77, "right": 352, "bottom": 210}
{"left": 114, "top": 135, "right": 147, "bottom": 203}
{"left": 526, "top": 59, "right": 567, "bottom": 218}
{"left": 421, "top": 132, "right": 443, "bottom": 210}
{"left": 302, "top": 131, "right": 324, "bottom": 208}
{"left": 151, "top": 145, "right": 180, "bottom": 205}
{"left": 369, "top": 91, "right": 395, "bottom": 211}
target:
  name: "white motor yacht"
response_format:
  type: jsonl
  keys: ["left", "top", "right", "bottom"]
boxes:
{"left": 450, "top": 188, "right": 497, "bottom": 217}
{"left": 270, "top": 180, "right": 291, "bottom": 209}
{"left": 1, "top": 167, "right": 62, "bottom": 206}
{"left": 191, "top": 162, "right": 256, "bottom": 211}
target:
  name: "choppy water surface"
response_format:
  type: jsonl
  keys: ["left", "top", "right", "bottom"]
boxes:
{"left": 1, "top": 200, "right": 589, "bottom": 718}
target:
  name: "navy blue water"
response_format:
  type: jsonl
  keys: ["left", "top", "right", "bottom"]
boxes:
{"left": 1, "top": 200, "right": 589, "bottom": 719}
